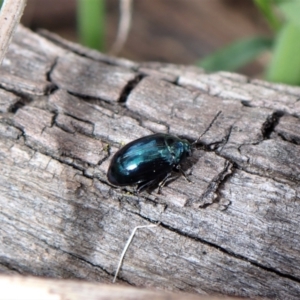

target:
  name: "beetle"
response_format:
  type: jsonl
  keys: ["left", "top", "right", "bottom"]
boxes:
{"left": 107, "top": 133, "right": 192, "bottom": 192}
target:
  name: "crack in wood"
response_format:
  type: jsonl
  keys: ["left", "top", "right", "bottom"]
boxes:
{"left": 197, "top": 160, "right": 234, "bottom": 210}
{"left": 195, "top": 110, "right": 222, "bottom": 144}
{"left": 46, "top": 56, "right": 59, "bottom": 86}
{"left": 261, "top": 111, "right": 283, "bottom": 140}
{"left": 118, "top": 74, "right": 144, "bottom": 103}
{"left": 64, "top": 251, "right": 119, "bottom": 281}
{"left": 0, "top": 261, "right": 22, "bottom": 275}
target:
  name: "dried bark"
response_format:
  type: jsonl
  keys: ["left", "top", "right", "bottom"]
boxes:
{"left": 1, "top": 25, "right": 300, "bottom": 299}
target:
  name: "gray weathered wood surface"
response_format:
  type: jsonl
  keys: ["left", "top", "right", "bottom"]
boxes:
{"left": 1, "top": 25, "right": 300, "bottom": 299}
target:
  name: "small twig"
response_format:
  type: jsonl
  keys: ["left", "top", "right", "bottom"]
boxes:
{"left": 109, "top": 0, "right": 133, "bottom": 55}
{"left": 0, "top": 0, "right": 27, "bottom": 65}
{"left": 113, "top": 222, "right": 160, "bottom": 283}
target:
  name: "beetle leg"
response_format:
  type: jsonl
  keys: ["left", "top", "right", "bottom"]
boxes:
{"left": 174, "top": 165, "right": 192, "bottom": 183}
{"left": 136, "top": 179, "right": 159, "bottom": 193}
{"left": 158, "top": 173, "right": 176, "bottom": 194}
{"left": 180, "top": 169, "right": 192, "bottom": 183}
{"left": 136, "top": 170, "right": 184, "bottom": 195}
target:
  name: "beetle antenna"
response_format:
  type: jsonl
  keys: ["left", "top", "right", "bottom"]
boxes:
{"left": 192, "top": 110, "right": 222, "bottom": 145}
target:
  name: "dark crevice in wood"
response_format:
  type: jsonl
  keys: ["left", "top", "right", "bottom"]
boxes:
{"left": 7, "top": 118, "right": 106, "bottom": 180}
{"left": 63, "top": 92, "right": 123, "bottom": 118}
{"left": 64, "top": 251, "right": 118, "bottom": 282}
{"left": 193, "top": 111, "right": 222, "bottom": 145}
{"left": 277, "top": 131, "right": 300, "bottom": 146}
{"left": 193, "top": 137, "right": 228, "bottom": 153}
{"left": 198, "top": 161, "right": 234, "bottom": 210}
{"left": 0, "top": 261, "right": 23, "bottom": 275}
{"left": 0, "top": 85, "right": 17, "bottom": 95}
{"left": 0, "top": 81, "right": 56, "bottom": 97}
{"left": 111, "top": 275, "right": 134, "bottom": 286}
{"left": 241, "top": 100, "right": 251, "bottom": 107}
{"left": 168, "top": 76, "right": 180, "bottom": 85}
{"left": 16, "top": 124, "right": 109, "bottom": 177}
{"left": 10, "top": 122, "right": 25, "bottom": 140}
{"left": 235, "top": 148, "right": 293, "bottom": 183}
{"left": 118, "top": 74, "right": 145, "bottom": 103}
{"left": 63, "top": 112, "right": 95, "bottom": 127}
{"left": 261, "top": 111, "right": 283, "bottom": 139}
{"left": 8, "top": 100, "right": 25, "bottom": 113}
{"left": 44, "top": 83, "right": 58, "bottom": 95}
{"left": 47, "top": 112, "right": 57, "bottom": 131}
{"left": 216, "top": 125, "right": 233, "bottom": 153}
{"left": 53, "top": 114, "right": 97, "bottom": 140}
{"left": 66, "top": 91, "right": 113, "bottom": 104}
{"left": 206, "top": 139, "right": 228, "bottom": 151}
{"left": 96, "top": 103, "right": 169, "bottom": 141}
{"left": 49, "top": 91, "right": 168, "bottom": 140}
{"left": 1, "top": 90, "right": 33, "bottom": 113}
{"left": 235, "top": 157, "right": 300, "bottom": 189}
{"left": 93, "top": 150, "right": 111, "bottom": 170}
{"left": 46, "top": 57, "right": 59, "bottom": 93}
{"left": 54, "top": 120, "right": 78, "bottom": 135}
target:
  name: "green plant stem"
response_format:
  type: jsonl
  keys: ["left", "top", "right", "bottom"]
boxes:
{"left": 267, "top": 22, "right": 300, "bottom": 85}
{"left": 76, "top": 0, "right": 105, "bottom": 51}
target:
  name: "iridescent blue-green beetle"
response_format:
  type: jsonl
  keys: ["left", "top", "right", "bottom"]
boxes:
{"left": 107, "top": 133, "right": 192, "bottom": 192}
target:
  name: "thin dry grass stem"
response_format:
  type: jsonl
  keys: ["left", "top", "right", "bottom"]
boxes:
{"left": 109, "top": 0, "right": 133, "bottom": 56}
{"left": 113, "top": 222, "right": 160, "bottom": 283}
{"left": 0, "top": 0, "right": 27, "bottom": 65}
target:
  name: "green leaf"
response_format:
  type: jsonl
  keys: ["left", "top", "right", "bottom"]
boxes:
{"left": 76, "top": 0, "right": 105, "bottom": 51}
{"left": 267, "top": 22, "right": 300, "bottom": 85}
{"left": 278, "top": 0, "right": 300, "bottom": 29}
{"left": 197, "top": 36, "right": 273, "bottom": 72}
{"left": 253, "top": 0, "right": 282, "bottom": 31}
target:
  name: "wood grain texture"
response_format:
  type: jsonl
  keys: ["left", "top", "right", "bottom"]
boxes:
{"left": 1, "top": 25, "right": 300, "bottom": 299}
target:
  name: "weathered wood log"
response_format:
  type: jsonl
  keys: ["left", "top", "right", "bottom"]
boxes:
{"left": 1, "top": 25, "right": 300, "bottom": 299}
